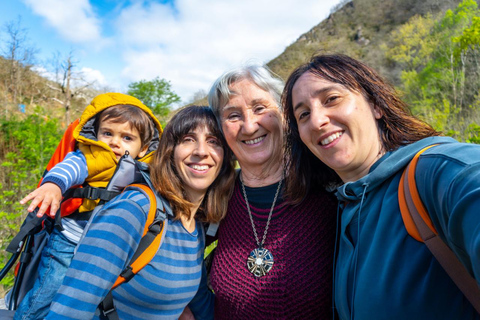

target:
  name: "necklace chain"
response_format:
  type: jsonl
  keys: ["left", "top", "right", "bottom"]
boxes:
{"left": 240, "top": 176, "right": 283, "bottom": 248}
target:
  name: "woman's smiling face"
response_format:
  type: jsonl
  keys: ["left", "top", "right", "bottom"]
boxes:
{"left": 173, "top": 125, "right": 224, "bottom": 202}
{"left": 291, "top": 72, "right": 384, "bottom": 182}
{"left": 220, "top": 79, "right": 283, "bottom": 169}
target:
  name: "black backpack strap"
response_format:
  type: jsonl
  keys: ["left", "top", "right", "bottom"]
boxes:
{"left": 100, "top": 291, "right": 119, "bottom": 320}
{"left": 66, "top": 186, "right": 120, "bottom": 202}
{"left": 6, "top": 210, "right": 55, "bottom": 253}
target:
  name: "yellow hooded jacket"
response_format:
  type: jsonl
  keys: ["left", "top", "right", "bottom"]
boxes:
{"left": 73, "top": 92, "right": 162, "bottom": 212}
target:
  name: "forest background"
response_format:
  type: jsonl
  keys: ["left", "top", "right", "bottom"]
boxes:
{"left": 0, "top": 0, "right": 480, "bottom": 291}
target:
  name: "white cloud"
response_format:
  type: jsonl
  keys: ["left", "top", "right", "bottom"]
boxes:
{"left": 114, "top": 0, "right": 342, "bottom": 103}
{"left": 80, "top": 67, "right": 107, "bottom": 87}
{"left": 22, "top": 0, "right": 102, "bottom": 43}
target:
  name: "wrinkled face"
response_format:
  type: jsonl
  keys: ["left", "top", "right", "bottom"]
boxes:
{"left": 173, "top": 125, "right": 224, "bottom": 201}
{"left": 291, "top": 72, "right": 383, "bottom": 182}
{"left": 97, "top": 118, "right": 147, "bottom": 160}
{"left": 221, "top": 79, "right": 283, "bottom": 169}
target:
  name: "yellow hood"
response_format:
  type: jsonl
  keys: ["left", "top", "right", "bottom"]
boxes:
{"left": 72, "top": 92, "right": 162, "bottom": 212}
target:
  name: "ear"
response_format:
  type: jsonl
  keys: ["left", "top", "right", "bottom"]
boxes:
{"left": 138, "top": 145, "right": 149, "bottom": 158}
{"left": 373, "top": 105, "right": 382, "bottom": 120}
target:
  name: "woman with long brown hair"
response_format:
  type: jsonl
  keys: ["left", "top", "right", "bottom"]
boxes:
{"left": 283, "top": 54, "right": 480, "bottom": 319}
{"left": 45, "top": 106, "right": 235, "bottom": 319}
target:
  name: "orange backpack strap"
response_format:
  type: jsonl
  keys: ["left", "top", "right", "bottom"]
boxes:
{"left": 398, "top": 144, "right": 480, "bottom": 314}
{"left": 100, "top": 184, "right": 168, "bottom": 319}
{"left": 111, "top": 184, "right": 167, "bottom": 289}
{"left": 398, "top": 144, "right": 439, "bottom": 242}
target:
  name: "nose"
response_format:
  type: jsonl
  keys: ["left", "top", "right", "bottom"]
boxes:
{"left": 109, "top": 136, "right": 120, "bottom": 148}
{"left": 193, "top": 140, "right": 208, "bottom": 158}
{"left": 310, "top": 107, "right": 329, "bottom": 131}
{"left": 241, "top": 112, "right": 258, "bottom": 135}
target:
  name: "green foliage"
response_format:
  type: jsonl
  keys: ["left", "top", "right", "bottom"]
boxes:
{"left": 127, "top": 77, "right": 180, "bottom": 122}
{"left": 0, "top": 109, "right": 62, "bottom": 289}
{"left": 386, "top": 0, "right": 480, "bottom": 142}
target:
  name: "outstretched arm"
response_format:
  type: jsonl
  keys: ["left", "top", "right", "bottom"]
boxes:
{"left": 20, "top": 149, "right": 88, "bottom": 218}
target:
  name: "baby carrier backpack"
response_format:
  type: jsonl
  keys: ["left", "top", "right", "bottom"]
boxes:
{"left": 0, "top": 120, "right": 170, "bottom": 319}
{"left": 398, "top": 144, "right": 480, "bottom": 313}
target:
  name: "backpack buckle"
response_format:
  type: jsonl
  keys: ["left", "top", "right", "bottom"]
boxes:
{"left": 84, "top": 187, "right": 99, "bottom": 200}
{"left": 102, "top": 307, "right": 116, "bottom": 317}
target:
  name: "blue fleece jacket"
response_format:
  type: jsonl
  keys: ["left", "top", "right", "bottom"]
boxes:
{"left": 334, "top": 136, "right": 480, "bottom": 320}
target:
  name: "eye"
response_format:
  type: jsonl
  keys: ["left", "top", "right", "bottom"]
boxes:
{"left": 253, "top": 104, "right": 266, "bottom": 113}
{"left": 207, "top": 137, "right": 221, "bottom": 146}
{"left": 123, "top": 135, "right": 133, "bottom": 141}
{"left": 225, "top": 112, "right": 240, "bottom": 121}
{"left": 101, "top": 131, "right": 112, "bottom": 137}
{"left": 325, "top": 95, "right": 340, "bottom": 105}
{"left": 297, "top": 110, "right": 310, "bottom": 121}
{"left": 294, "top": 105, "right": 310, "bottom": 122}
{"left": 182, "top": 135, "right": 195, "bottom": 143}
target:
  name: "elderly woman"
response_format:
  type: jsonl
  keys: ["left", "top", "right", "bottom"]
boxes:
{"left": 207, "top": 65, "right": 337, "bottom": 319}
{"left": 283, "top": 54, "right": 480, "bottom": 319}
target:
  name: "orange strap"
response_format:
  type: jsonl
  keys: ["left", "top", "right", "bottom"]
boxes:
{"left": 111, "top": 184, "right": 165, "bottom": 289}
{"left": 398, "top": 144, "right": 438, "bottom": 242}
{"left": 398, "top": 144, "right": 480, "bottom": 313}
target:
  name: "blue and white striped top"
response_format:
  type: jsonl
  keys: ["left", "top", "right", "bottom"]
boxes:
{"left": 42, "top": 149, "right": 88, "bottom": 194}
{"left": 45, "top": 189, "right": 214, "bottom": 320}
{"left": 42, "top": 149, "right": 90, "bottom": 243}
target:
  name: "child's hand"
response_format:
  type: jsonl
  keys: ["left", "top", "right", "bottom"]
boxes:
{"left": 20, "top": 183, "right": 62, "bottom": 218}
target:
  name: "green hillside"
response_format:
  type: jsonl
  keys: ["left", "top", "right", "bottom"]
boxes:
{"left": 1, "top": 0, "right": 479, "bottom": 292}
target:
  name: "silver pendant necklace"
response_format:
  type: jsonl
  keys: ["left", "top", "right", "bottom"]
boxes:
{"left": 240, "top": 176, "right": 283, "bottom": 277}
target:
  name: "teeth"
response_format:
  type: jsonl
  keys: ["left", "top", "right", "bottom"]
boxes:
{"left": 244, "top": 136, "right": 265, "bottom": 145}
{"left": 190, "top": 164, "right": 209, "bottom": 171}
{"left": 321, "top": 132, "right": 343, "bottom": 146}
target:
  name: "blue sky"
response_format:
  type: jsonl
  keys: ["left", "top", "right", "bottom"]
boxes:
{"left": 1, "top": 0, "right": 342, "bottom": 104}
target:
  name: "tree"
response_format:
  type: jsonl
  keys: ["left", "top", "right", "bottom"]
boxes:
{"left": 47, "top": 51, "right": 94, "bottom": 124}
{"left": 386, "top": 0, "right": 480, "bottom": 140}
{"left": 127, "top": 77, "right": 180, "bottom": 118}
{"left": 1, "top": 17, "right": 38, "bottom": 113}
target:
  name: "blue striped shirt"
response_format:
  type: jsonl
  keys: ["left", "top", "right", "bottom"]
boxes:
{"left": 45, "top": 190, "right": 214, "bottom": 320}
{"left": 42, "top": 149, "right": 88, "bottom": 194}
{"left": 42, "top": 150, "right": 90, "bottom": 243}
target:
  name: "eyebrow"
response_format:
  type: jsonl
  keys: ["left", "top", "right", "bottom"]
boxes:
{"left": 293, "top": 86, "right": 339, "bottom": 112}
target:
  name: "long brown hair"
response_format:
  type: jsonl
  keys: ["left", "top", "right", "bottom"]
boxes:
{"left": 282, "top": 54, "right": 441, "bottom": 203}
{"left": 149, "top": 105, "right": 235, "bottom": 223}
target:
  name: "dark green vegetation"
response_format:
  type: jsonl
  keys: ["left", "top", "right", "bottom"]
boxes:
{"left": 268, "top": 0, "right": 480, "bottom": 143}
{"left": 0, "top": 0, "right": 479, "bottom": 291}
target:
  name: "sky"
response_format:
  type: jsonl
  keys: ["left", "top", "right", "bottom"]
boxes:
{"left": 0, "top": 0, "right": 343, "bottom": 105}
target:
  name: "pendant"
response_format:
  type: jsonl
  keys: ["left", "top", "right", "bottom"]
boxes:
{"left": 247, "top": 247, "right": 274, "bottom": 277}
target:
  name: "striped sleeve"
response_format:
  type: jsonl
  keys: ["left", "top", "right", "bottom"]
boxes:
{"left": 41, "top": 149, "right": 88, "bottom": 194}
{"left": 45, "top": 190, "right": 150, "bottom": 319}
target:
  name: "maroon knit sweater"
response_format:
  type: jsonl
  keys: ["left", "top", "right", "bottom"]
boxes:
{"left": 211, "top": 179, "right": 337, "bottom": 319}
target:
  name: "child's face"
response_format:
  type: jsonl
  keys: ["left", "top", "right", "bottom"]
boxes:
{"left": 97, "top": 118, "right": 148, "bottom": 160}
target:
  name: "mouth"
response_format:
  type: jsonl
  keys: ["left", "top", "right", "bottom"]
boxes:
{"left": 243, "top": 135, "right": 266, "bottom": 145}
{"left": 188, "top": 164, "right": 211, "bottom": 172}
{"left": 320, "top": 132, "right": 343, "bottom": 146}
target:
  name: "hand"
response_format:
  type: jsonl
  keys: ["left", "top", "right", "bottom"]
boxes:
{"left": 179, "top": 306, "right": 195, "bottom": 320}
{"left": 20, "top": 182, "right": 62, "bottom": 218}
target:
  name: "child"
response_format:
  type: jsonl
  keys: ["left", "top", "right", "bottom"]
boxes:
{"left": 15, "top": 92, "right": 162, "bottom": 320}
